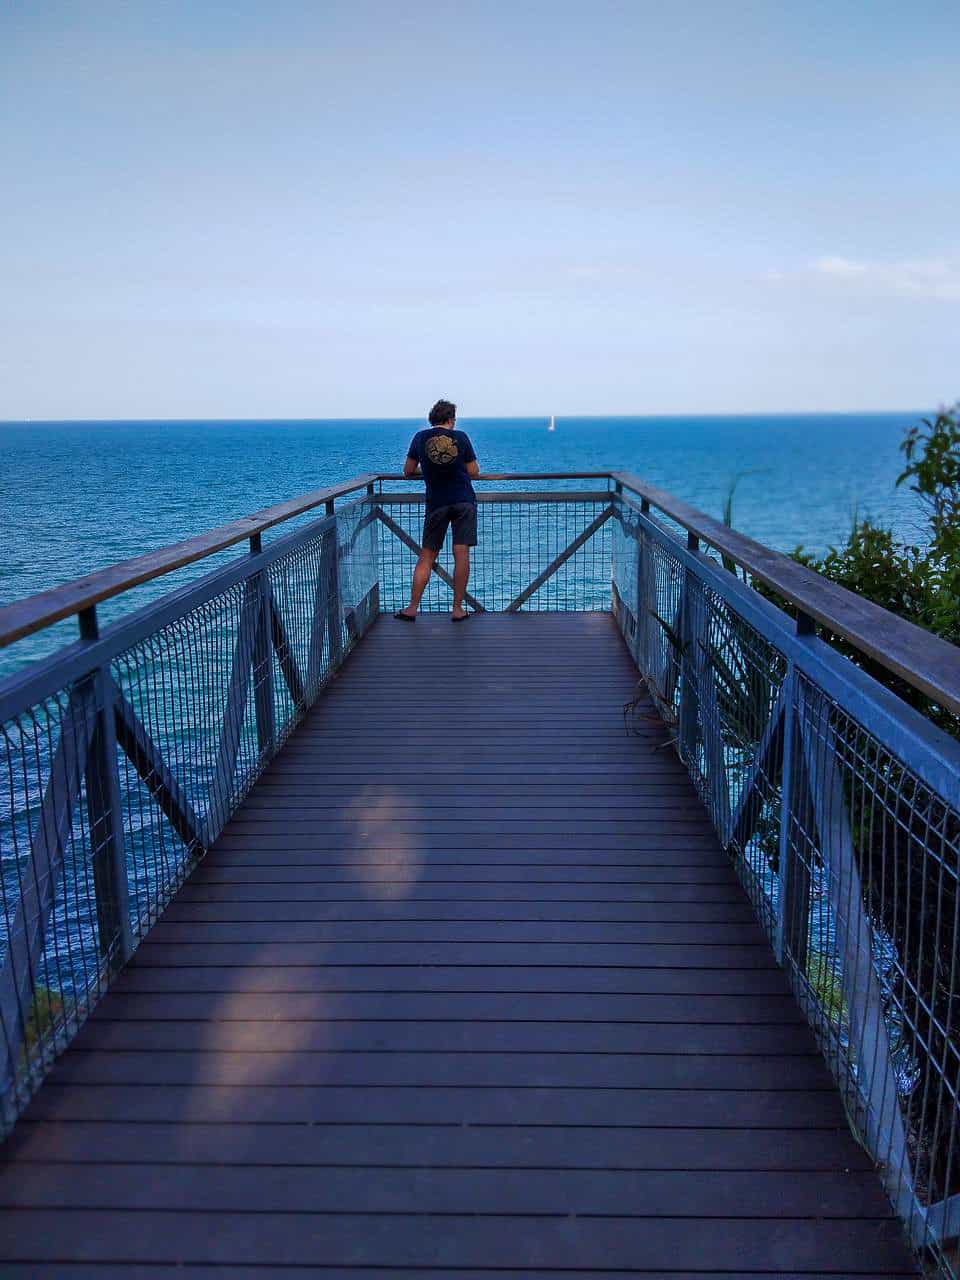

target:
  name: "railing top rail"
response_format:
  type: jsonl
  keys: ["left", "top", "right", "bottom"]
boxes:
{"left": 612, "top": 470, "right": 960, "bottom": 717}
{"left": 376, "top": 472, "right": 615, "bottom": 482}
{"left": 0, "top": 473, "right": 378, "bottom": 649}
{"left": 2, "top": 467, "right": 958, "bottom": 718}
{"left": 377, "top": 489, "right": 613, "bottom": 504}
{"left": 0, "top": 472, "right": 616, "bottom": 649}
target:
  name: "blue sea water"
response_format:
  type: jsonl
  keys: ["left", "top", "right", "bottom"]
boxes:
{"left": 0, "top": 412, "right": 930, "bottom": 676}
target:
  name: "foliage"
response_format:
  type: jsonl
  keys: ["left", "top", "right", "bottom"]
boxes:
{"left": 23, "top": 984, "right": 64, "bottom": 1053}
{"left": 717, "top": 418, "right": 960, "bottom": 1204}
{"left": 754, "top": 406, "right": 960, "bottom": 736}
{"left": 806, "top": 952, "right": 848, "bottom": 1029}
{"left": 899, "top": 408, "right": 960, "bottom": 568}
{"left": 743, "top": 409, "right": 960, "bottom": 1202}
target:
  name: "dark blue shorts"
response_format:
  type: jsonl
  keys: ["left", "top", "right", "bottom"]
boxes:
{"left": 422, "top": 502, "right": 478, "bottom": 551}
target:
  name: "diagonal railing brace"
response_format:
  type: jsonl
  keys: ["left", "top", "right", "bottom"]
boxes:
{"left": 0, "top": 685, "right": 97, "bottom": 1107}
{"left": 375, "top": 508, "right": 485, "bottom": 613}
{"left": 725, "top": 683, "right": 788, "bottom": 852}
{"left": 112, "top": 682, "right": 205, "bottom": 853}
{"left": 506, "top": 505, "right": 615, "bottom": 613}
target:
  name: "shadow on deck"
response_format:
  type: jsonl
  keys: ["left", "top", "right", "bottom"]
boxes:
{"left": 0, "top": 614, "right": 915, "bottom": 1275}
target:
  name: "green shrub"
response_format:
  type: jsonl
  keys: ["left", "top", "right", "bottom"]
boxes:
{"left": 755, "top": 405, "right": 960, "bottom": 736}
{"left": 23, "top": 985, "right": 65, "bottom": 1053}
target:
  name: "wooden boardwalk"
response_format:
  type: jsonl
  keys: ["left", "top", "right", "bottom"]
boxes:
{"left": 0, "top": 613, "right": 915, "bottom": 1276}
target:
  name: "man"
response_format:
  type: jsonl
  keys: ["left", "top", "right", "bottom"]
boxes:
{"left": 394, "top": 399, "right": 480, "bottom": 622}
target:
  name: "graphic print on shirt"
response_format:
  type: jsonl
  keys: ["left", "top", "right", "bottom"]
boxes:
{"left": 425, "top": 434, "right": 459, "bottom": 465}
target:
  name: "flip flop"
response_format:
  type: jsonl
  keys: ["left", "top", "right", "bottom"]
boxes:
{"left": 393, "top": 611, "right": 416, "bottom": 622}
{"left": 451, "top": 612, "right": 470, "bottom": 623}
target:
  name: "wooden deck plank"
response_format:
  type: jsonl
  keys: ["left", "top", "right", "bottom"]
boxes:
{"left": 0, "top": 1209, "right": 914, "bottom": 1271}
{"left": 2, "top": 613, "right": 915, "bottom": 1276}
{"left": 6, "top": 1119, "right": 875, "bottom": 1170}
{"left": 89, "top": 990, "right": 804, "bottom": 1021}
{"left": 141, "top": 920, "right": 768, "bottom": 943}
{"left": 48, "top": 1049, "right": 835, "bottom": 1089}
{"left": 122, "top": 940, "right": 779, "bottom": 966}
{"left": 112, "top": 963, "right": 795, "bottom": 994}
{"left": 72, "top": 1018, "right": 817, "bottom": 1055}
{"left": 183, "top": 863, "right": 743, "bottom": 881}
{"left": 165, "top": 885, "right": 757, "bottom": 906}
{"left": 19, "top": 1083, "right": 858, "bottom": 1127}
{"left": 160, "top": 897, "right": 760, "bottom": 919}
{"left": 0, "top": 1270, "right": 920, "bottom": 1280}
{"left": 0, "top": 1164, "right": 896, "bottom": 1217}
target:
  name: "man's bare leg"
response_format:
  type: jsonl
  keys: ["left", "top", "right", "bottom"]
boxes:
{"left": 397, "top": 547, "right": 438, "bottom": 618}
{"left": 451, "top": 544, "right": 470, "bottom": 620}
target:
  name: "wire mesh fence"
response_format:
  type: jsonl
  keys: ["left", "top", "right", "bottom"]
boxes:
{"left": 0, "top": 498, "right": 377, "bottom": 1129}
{"left": 613, "top": 490, "right": 960, "bottom": 1277}
{"left": 376, "top": 493, "right": 614, "bottom": 613}
{"left": 789, "top": 674, "right": 960, "bottom": 1273}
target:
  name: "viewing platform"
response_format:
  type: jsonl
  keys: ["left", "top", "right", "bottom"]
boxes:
{"left": 0, "top": 472, "right": 958, "bottom": 1276}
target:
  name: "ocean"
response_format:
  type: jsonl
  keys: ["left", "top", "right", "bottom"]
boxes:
{"left": 0, "top": 412, "right": 930, "bottom": 675}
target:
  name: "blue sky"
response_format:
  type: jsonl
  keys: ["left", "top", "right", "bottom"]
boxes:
{"left": 1, "top": 0, "right": 957, "bottom": 418}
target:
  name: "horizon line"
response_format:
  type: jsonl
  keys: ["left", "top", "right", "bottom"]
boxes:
{"left": 0, "top": 406, "right": 934, "bottom": 425}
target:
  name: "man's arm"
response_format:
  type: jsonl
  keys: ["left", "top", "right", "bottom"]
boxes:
{"left": 462, "top": 434, "right": 480, "bottom": 480}
{"left": 404, "top": 436, "right": 421, "bottom": 478}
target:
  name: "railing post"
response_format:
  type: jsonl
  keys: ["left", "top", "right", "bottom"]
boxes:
{"left": 321, "top": 499, "right": 343, "bottom": 668}
{"left": 610, "top": 483, "right": 623, "bottom": 622}
{"left": 796, "top": 681, "right": 916, "bottom": 1222}
{"left": 78, "top": 607, "right": 133, "bottom": 970}
{"left": 249, "top": 534, "right": 276, "bottom": 759}
{"left": 366, "top": 483, "right": 381, "bottom": 616}
{"left": 635, "top": 498, "right": 652, "bottom": 669}
{"left": 678, "top": 532, "right": 700, "bottom": 761}
{"left": 774, "top": 664, "right": 807, "bottom": 966}
{"left": 633, "top": 536, "right": 643, "bottom": 666}
{"left": 778, "top": 615, "right": 820, "bottom": 970}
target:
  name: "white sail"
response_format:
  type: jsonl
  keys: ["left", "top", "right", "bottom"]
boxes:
{"left": 548, "top": 415, "right": 555, "bottom": 432}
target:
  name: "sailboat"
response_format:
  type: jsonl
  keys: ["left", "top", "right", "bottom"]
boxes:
{"left": 548, "top": 415, "right": 556, "bottom": 432}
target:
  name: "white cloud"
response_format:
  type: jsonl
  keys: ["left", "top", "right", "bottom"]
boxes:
{"left": 814, "top": 256, "right": 868, "bottom": 277}
{"left": 803, "top": 255, "right": 960, "bottom": 300}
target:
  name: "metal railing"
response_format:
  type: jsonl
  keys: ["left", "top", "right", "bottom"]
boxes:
{"left": 374, "top": 481, "right": 615, "bottom": 613}
{"left": 610, "top": 472, "right": 960, "bottom": 1277}
{"left": 0, "top": 479, "right": 380, "bottom": 1131}
{"left": 0, "top": 474, "right": 617, "bottom": 1135}
{"left": 0, "top": 470, "right": 959, "bottom": 1276}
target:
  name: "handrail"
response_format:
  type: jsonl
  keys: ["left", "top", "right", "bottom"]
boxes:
{"left": 612, "top": 471, "right": 960, "bottom": 718}
{"left": 611, "top": 481, "right": 960, "bottom": 1262}
{"left": 376, "top": 472, "right": 615, "bottom": 482}
{"left": 376, "top": 490, "right": 612, "bottom": 504}
{"left": 0, "top": 473, "right": 379, "bottom": 649}
{"left": 0, "top": 472, "right": 612, "bottom": 649}
{"left": 1, "top": 468, "right": 958, "bottom": 719}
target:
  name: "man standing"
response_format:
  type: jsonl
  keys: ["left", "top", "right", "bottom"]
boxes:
{"left": 394, "top": 399, "right": 480, "bottom": 622}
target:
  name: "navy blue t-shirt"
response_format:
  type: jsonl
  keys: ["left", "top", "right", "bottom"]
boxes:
{"left": 407, "top": 428, "right": 478, "bottom": 511}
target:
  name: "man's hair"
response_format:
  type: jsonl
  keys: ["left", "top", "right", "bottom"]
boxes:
{"left": 428, "top": 399, "right": 456, "bottom": 427}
